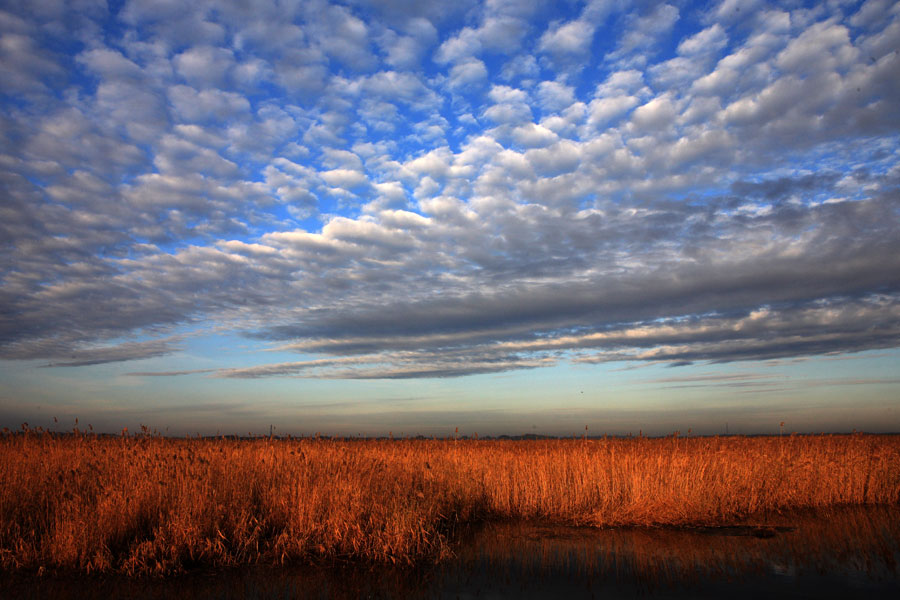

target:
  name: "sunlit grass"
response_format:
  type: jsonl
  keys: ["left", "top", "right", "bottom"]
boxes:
{"left": 1, "top": 428, "right": 898, "bottom": 575}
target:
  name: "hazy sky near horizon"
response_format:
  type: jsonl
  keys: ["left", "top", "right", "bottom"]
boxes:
{"left": 1, "top": 0, "right": 899, "bottom": 436}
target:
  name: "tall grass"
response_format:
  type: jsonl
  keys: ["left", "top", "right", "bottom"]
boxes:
{"left": 1, "top": 430, "right": 898, "bottom": 575}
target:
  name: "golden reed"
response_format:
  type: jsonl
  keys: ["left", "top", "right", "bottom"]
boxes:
{"left": 1, "top": 429, "right": 898, "bottom": 575}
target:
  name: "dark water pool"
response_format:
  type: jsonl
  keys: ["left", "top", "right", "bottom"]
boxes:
{"left": 4, "top": 506, "right": 899, "bottom": 599}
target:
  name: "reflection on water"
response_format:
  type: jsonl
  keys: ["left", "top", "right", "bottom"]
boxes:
{"left": 4, "top": 506, "right": 899, "bottom": 599}
{"left": 443, "top": 505, "right": 900, "bottom": 599}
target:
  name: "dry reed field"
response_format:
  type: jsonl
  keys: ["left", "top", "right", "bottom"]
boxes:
{"left": 1, "top": 429, "right": 898, "bottom": 576}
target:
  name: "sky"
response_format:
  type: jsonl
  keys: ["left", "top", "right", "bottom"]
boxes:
{"left": 1, "top": 0, "right": 899, "bottom": 437}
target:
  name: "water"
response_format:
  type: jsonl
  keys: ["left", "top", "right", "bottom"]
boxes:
{"left": 4, "top": 506, "right": 899, "bottom": 599}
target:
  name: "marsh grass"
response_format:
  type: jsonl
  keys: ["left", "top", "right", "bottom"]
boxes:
{"left": 1, "top": 430, "right": 898, "bottom": 575}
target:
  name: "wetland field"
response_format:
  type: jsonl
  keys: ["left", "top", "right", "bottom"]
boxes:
{"left": 2, "top": 431, "right": 899, "bottom": 597}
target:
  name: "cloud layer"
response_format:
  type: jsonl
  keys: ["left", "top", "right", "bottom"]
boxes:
{"left": 2, "top": 0, "right": 899, "bottom": 379}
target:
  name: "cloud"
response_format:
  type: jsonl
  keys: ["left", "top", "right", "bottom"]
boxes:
{"left": 173, "top": 45, "right": 236, "bottom": 88}
{"left": 587, "top": 94, "right": 639, "bottom": 127}
{"left": 301, "top": 3, "right": 376, "bottom": 72}
{"left": 539, "top": 19, "right": 595, "bottom": 56}
{"left": 710, "top": 0, "right": 764, "bottom": 25}
{"left": 629, "top": 93, "right": 678, "bottom": 132}
{"left": 363, "top": 70, "right": 439, "bottom": 109}
{"left": 216, "top": 356, "right": 371, "bottom": 378}
{"left": 0, "top": 30, "right": 67, "bottom": 93}
{"left": 447, "top": 59, "right": 488, "bottom": 90}
{"left": 596, "top": 69, "right": 647, "bottom": 96}
{"left": 380, "top": 34, "right": 417, "bottom": 70}
{"left": 525, "top": 140, "right": 581, "bottom": 176}
{"left": 375, "top": 16, "right": 439, "bottom": 71}
{"left": 434, "top": 27, "right": 481, "bottom": 64}
{"left": 135, "top": 351, "right": 554, "bottom": 380}
{"left": 536, "top": 80, "right": 576, "bottom": 112}
{"left": 481, "top": 84, "right": 533, "bottom": 124}
{"left": 569, "top": 298, "right": 900, "bottom": 366}
{"left": 511, "top": 123, "right": 558, "bottom": 148}
{"left": 433, "top": 6, "right": 529, "bottom": 65}
{"left": 500, "top": 53, "right": 540, "bottom": 82}
{"left": 1, "top": 0, "right": 899, "bottom": 387}
{"left": 677, "top": 24, "right": 728, "bottom": 57}
{"left": 78, "top": 47, "right": 145, "bottom": 80}
{"left": 29, "top": 338, "right": 183, "bottom": 367}
{"left": 127, "top": 368, "right": 217, "bottom": 376}
{"left": 478, "top": 16, "right": 529, "bottom": 53}
{"left": 320, "top": 168, "right": 370, "bottom": 190}
{"left": 647, "top": 373, "right": 785, "bottom": 385}
{"left": 648, "top": 25, "right": 728, "bottom": 88}
{"left": 274, "top": 49, "right": 329, "bottom": 95}
{"left": 168, "top": 85, "right": 250, "bottom": 122}
{"left": 608, "top": 3, "right": 680, "bottom": 66}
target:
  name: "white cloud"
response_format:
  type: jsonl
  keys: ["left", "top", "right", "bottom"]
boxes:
{"left": 710, "top": 0, "right": 764, "bottom": 25}
{"left": 850, "top": 0, "right": 895, "bottom": 28}
{"left": 605, "top": 3, "right": 680, "bottom": 69}
{"left": 690, "top": 25, "right": 787, "bottom": 98}
{"left": 378, "top": 17, "right": 438, "bottom": 70}
{"left": 596, "top": 69, "right": 647, "bottom": 96}
{"left": 275, "top": 48, "right": 328, "bottom": 94}
{"left": 666, "top": 128, "right": 735, "bottom": 169}
{"left": 321, "top": 216, "right": 415, "bottom": 248}
{"left": 78, "top": 47, "right": 144, "bottom": 80}
{"left": 381, "top": 33, "right": 425, "bottom": 70}
{"left": 776, "top": 22, "right": 857, "bottom": 74}
{"left": 168, "top": 85, "right": 250, "bottom": 122}
{"left": 25, "top": 107, "right": 146, "bottom": 170}
{"left": 0, "top": 31, "right": 66, "bottom": 93}
{"left": 318, "top": 4, "right": 376, "bottom": 71}
{"left": 367, "top": 181, "right": 411, "bottom": 211}
{"left": 677, "top": 24, "right": 728, "bottom": 57}
{"left": 447, "top": 59, "right": 488, "bottom": 90}
{"left": 378, "top": 208, "right": 431, "bottom": 229}
{"left": 536, "top": 80, "right": 576, "bottom": 112}
{"left": 119, "top": 0, "right": 225, "bottom": 47}
{"left": 680, "top": 96, "right": 722, "bottom": 125}
{"left": 525, "top": 139, "right": 582, "bottom": 176}
{"left": 500, "top": 53, "right": 540, "bottom": 82}
{"left": 481, "top": 84, "right": 533, "bottom": 125}
{"left": 404, "top": 147, "right": 452, "bottom": 179}
{"left": 364, "top": 70, "right": 438, "bottom": 108}
{"left": 482, "top": 102, "right": 532, "bottom": 125}
{"left": 651, "top": 24, "right": 729, "bottom": 88}
{"left": 417, "top": 195, "right": 475, "bottom": 223}
{"left": 89, "top": 79, "right": 169, "bottom": 143}
{"left": 153, "top": 134, "right": 239, "bottom": 177}
{"left": 233, "top": 58, "right": 272, "bottom": 87}
{"left": 479, "top": 15, "right": 529, "bottom": 52}
{"left": 488, "top": 85, "right": 528, "bottom": 104}
{"left": 587, "top": 95, "right": 639, "bottom": 127}
{"left": 511, "top": 123, "right": 559, "bottom": 148}
{"left": 538, "top": 19, "right": 595, "bottom": 55}
{"left": 173, "top": 45, "right": 235, "bottom": 88}
{"left": 648, "top": 56, "right": 701, "bottom": 89}
{"left": 413, "top": 176, "right": 441, "bottom": 199}
{"left": 321, "top": 148, "right": 365, "bottom": 171}
{"left": 434, "top": 27, "right": 481, "bottom": 63}
{"left": 629, "top": 94, "right": 678, "bottom": 132}
{"left": 3, "top": 0, "right": 900, "bottom": 387}
{"left": 320, "top": 168, "right": 370, "bottom": 190}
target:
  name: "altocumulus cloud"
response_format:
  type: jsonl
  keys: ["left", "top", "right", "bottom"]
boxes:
{"left": 1, "top": 0, "right": 899, "bottom": 380}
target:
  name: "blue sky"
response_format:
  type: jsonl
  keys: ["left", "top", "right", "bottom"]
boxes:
{"left": 1, "top": 0, "right": 899, "bottom": 436}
